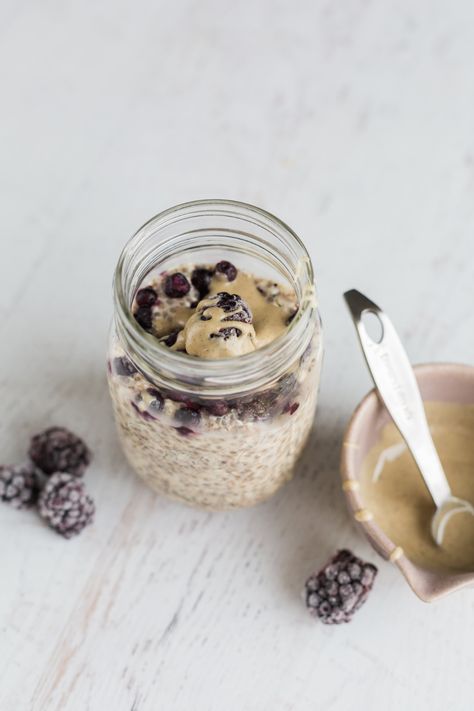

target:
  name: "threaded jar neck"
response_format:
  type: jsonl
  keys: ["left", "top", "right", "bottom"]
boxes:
{"left": 113, "top": 199, "right": 321, "bottom": 398}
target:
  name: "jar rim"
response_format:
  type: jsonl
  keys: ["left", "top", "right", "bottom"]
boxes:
{"left": 113, "top": 199, "right": 321, "bottom": 396}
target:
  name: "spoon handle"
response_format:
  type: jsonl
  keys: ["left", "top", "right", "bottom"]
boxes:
{"left": 344, "top": 289, "right": 451, "bottom": 508}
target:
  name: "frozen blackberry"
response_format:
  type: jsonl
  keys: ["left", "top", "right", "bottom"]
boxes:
{"left": 215, "top": 260, "right": 237, "bottom": 281}
{"left": 134, "top": 305, "right": 153, "bottom": 331}
{"left": 29, "top": 426, "right": 91, "bottom": 477}
{"left": 0, "top": 462, "right": 41, "bottom": 509}
{"left": 135, "top": 287, "right": 158, "bottom": 307}
{"left": 191, "top": 267, "right": 214, "bottom": 298}
{"left": 38, "top": 472, "right": 95, "bottom": 539}
{"left": 305, "top": 550, "right": 377, "bottom": 624}
{"left": 164, "top": 272, "right": 191, "bottom": 298}
{"left": 113, "top": 356, "right": 137, "bottom": 377}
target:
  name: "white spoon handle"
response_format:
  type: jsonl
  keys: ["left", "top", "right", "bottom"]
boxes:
{"left": 344, "top": 289, "right": 451, "bottom": 508}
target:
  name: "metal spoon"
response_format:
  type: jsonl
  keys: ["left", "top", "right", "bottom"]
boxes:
{"left": 344, "top": 288, "right": 474, "bottom": 546}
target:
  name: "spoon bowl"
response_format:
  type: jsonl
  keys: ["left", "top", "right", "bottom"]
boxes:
{"left": 341, "top": 362, "right": 474, "bottom": 601}
{"left": 344, "top": 289, "right": 474, "bottom": 546}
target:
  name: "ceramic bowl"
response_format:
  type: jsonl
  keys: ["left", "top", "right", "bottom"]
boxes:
{"left": 341, "top": 362, "right": 474, "bottom": 602}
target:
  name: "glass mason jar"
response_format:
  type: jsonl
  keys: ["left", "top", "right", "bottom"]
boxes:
{"left": 107, "top": 200, "right": 323, "bottom": 509}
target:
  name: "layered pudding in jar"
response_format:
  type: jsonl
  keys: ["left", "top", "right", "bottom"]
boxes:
{"left": 108, "top": 202, "right": 322, "bottom": 509}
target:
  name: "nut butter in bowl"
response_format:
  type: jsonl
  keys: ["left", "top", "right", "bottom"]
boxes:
{"left": 108, "top": 200, "right": 323, "bottom": 509}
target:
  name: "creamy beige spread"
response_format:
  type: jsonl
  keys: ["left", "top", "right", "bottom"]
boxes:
{"left": 360, "top": 402, "right": 474, "bottom": 573}
{"left": 133, "top": 262, "right": 297, "bottom": 359}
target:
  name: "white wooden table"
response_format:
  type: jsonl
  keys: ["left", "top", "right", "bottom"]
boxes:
{"left": 1, "top": 2, "right": 473, "bottom": 709}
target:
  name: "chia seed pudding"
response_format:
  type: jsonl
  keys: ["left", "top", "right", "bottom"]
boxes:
{"left": 108, "top": 201, "right": 322, "bottom": 509}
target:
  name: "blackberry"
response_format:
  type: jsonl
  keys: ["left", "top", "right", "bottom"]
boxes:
{"left": 135, "top": 287, "right": 158, "bottom": 307}
{"left": 113, "top": 356, "right": 137, "bottom": 377}
{"left": 191, "top": 267, "right": 214, "bottom": 298}
{"left": 305, "top": 550, "right": 377, "bottom": 624}
{"left": 237, "top": 392, "right": 278, "bottom": 421}
{"left": 38, "top": 472, "right": 95, "bottom": 539}
{"left": 0, "top": 462, "right": 41, "bottom": 509}
{"left": 29, "top": 426, "right": 91, "bottom": 477}
{"left": 134, "top": 305, "right": 153, "bottom": 331}
{"left": 164, "top": 272, "right": 191, "bottom": 298}
{"left": 215, "top": 260, "right": 237, "bottom": 281}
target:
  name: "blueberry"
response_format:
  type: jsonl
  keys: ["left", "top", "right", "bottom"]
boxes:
{"left": 131, "top": 401, "right": 155, "bottom": 421}
{"left": 164, "top": 272, "right": 191, "bottom": 298}
{"left": 113, "top": 356, "right": 137, "bottom": 377}
{"left": 191, "top": 267, "right": 214, "bottom": 298}
{"left": 237, "top": 396, "right": 271, "bottom": 421}
{"left": 136, "top": 287, "right": 158, "bottom": 307}
{"left": 215, "top": 261, "right": 237, "bottom": 281}
{"left": 147, "top": 388, "right": 164, "bottom": 413}
{"left": 162, "top": 329, "right": 180, "bottom": 347}
{"left": 175, "top": 407, "right": 201, "bottom": 428}
{"left": 210, "top": 327, "right": 242, "bottom": 340}
{"left": 205, "top": 400, "right": 230, "bottom": 417}
{"left": 134, "top": 305, "right": 153, "bottom": 331}
{"left": 174, "top": 426, "right": 196, "bottom": 437}
{"left": 283, "top": 402, "right": 300, "bottom": 415}
{"left": 287, "top": 307, "right": 298, "bottom": 325}
{"left": 163, "top": 389, "right": 191, "bottom": 404}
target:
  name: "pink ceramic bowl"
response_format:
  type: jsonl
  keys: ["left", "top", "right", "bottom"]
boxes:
{"left": 341, "top": 362, "right": 474, "bottom": 602}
